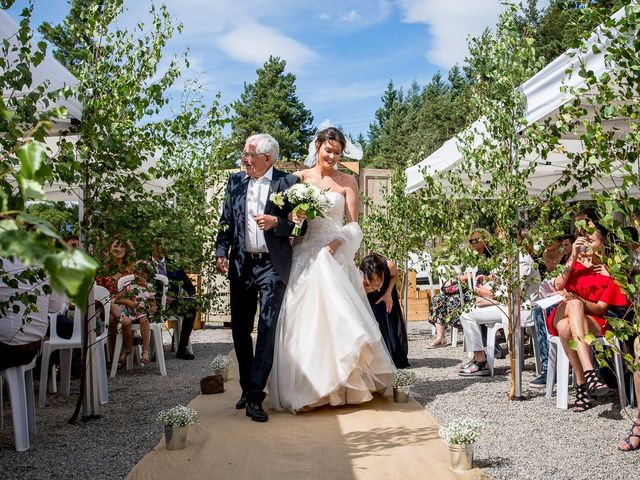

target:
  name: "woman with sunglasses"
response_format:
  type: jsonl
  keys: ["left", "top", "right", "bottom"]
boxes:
{"left": 428, "top": 229, "right": 493, "bottom": 348}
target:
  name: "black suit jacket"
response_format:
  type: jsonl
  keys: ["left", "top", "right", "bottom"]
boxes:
{"left": 215, "top": 168, "right": 301, "bottom": 285}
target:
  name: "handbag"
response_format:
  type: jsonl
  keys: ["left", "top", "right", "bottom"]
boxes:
{"left": 441, "top": 279, "right": 461, "bottom": 296}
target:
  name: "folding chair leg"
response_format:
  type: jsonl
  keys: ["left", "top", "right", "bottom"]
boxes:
{"left": 546, "top": 340, "right": 557, "bottom": 399}
{"left": 556, "top": 345, "right": 570, "bottom": 409}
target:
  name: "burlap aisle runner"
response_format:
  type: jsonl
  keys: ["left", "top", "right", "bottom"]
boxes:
{"left": 128, "top": 366, "right": 484, "bottom": 480}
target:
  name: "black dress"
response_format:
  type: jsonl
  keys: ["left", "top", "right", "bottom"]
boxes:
{"left": 366, "top": 265, "right": 410, "bottom": 368}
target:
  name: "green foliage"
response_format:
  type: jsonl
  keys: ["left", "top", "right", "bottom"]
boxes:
{"left": 230, "top": 56, "right": 314, "bottom": 161}
{"left": 26, "top": 202, "right": 78, "bottom": 236}
{"left": 0, "top": 4, "right": 97, "bottom": 308}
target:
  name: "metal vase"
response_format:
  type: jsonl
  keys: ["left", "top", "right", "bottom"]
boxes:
{"left": 393, "top": 385, "right": 411, "bottom": 403}
{"left": 214, "top": 368, "right": 229, "bottom": 382}
{"left": 164, "top": 426, "right": 189, "bottom": 450}
{"left": 448, "top": 442, "right": 474, "bottom": 471}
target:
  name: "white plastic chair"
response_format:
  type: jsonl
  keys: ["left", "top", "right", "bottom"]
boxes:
{"left": 39, "top": 303, "right": 82, "bottom": 407}
{"left": 39, "top": 285, "right": 111, "bottom": 407}
{"left": 546, "top": 333, "right": 627, "bottom": 409}
{"left": 0, "top": 357, "right": 37, "bottom": 451}
{"left": 110, "top": 274, "right": 168, "bottom": 377}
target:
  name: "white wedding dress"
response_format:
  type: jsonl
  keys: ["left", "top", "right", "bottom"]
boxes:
{"left": 269, "top": 191, "right": 395, "bottom": 412}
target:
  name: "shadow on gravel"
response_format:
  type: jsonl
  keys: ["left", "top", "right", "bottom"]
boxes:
{"left": 413, "top": 376, "right": 507, "bottom": 402}
{"left": 474, "top": 456, "right": 512, "bottom": 469}
{"left": 408, "top": 357, "right": 460, "bottom": 369}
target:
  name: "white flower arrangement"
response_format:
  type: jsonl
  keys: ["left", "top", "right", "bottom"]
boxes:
{"left": 439, "top": 416, "right": 484, "bottom": 445}
{"left": 210, "top": 354, "right": 232, "bottom": 371}
{"left": 272, "top": 183, "right": 332, "bottom": 235}
{"left": 156, "top": 404, "right": 198, "bottom": 428}
{"left": 392, "top": 369, "right": 417, "bottom": 387}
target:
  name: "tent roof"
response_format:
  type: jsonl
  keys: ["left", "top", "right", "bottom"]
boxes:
{"left": 0, "top": 10, "right": 82, "bottom": 122}
{"left": 405, "top": 4, "right": 629, "bottom": 196}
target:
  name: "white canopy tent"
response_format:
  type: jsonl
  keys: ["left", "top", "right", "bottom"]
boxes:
{"left": 403, "top": 4, "right": 634, "bottom": 400}
{"left": 0, "top": 10, "right": 82, "bottom": 124}
{"left": 405, "top": 4, "right": 630, "bottom": 197}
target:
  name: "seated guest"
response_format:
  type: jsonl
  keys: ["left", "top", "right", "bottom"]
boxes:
{"left": 458, "top": 248, "right": 540, "bottom": 377}
{"left": 561, "top": 234, "right": 575, "bottom": 258}
{"left": 118, "top": 261, "right": 157, "bottom": 367}
{"left": 548, "top": 223, "right": 628, "bottom": 412}
{"left": 360, "top": 253, "right": 410, "bottom": 368}
{"left": 95, "top": 236, "right": 136, "bottom": 355}
{"left": 539, "top": 237, "right": 567, "bottom": 279}
{"left": 0, "top": 258, "right": 50, "bottom": 370}
{"left": 428, "top": 228, "right": 492, "bottom": 348}
{"left": 151, "top": 240, "right": 197, "bottom": 360}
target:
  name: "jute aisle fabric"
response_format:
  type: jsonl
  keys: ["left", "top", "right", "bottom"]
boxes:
{"left": 128, "top": 365, "right": 484, "bottom": 480}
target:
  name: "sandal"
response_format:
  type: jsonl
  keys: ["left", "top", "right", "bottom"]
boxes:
{"left": 618, "top": 420, "right": 640, "bottom": 452}
{"left": 118, "top": 350, "right": 131, "bottom": 369}
{"left": 141, "top": 350, "right": 150, "bottom": 365}
{"left": 458, "top": 359, "right": 474, "bottom": 371}
{"left": 584, "top": 369, "right": 611, "bottom": 397}
{"left": 428, "top": 337, "right": 447, "bottom": 348}
{"left": 571, "top": 383, "right": 593, "bottom": 412}
{"left": 458, "top": 360, "right": 490, "bottom": 377}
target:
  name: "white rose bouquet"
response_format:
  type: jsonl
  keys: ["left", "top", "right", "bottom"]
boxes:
{"left": 271, "top": 183, "right": 332, "bottom": 236}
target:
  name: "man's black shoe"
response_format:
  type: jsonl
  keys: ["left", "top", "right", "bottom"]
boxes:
{"left": 245, "top": 402, "right": 268, "bottom": 422}
{"left": 176, "top": 350, "right": 195, "bottom": 360}
{"left": 235, "top": 395, "right": 247, "bottom": 410}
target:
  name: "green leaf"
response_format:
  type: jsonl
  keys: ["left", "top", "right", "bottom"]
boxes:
{"left": 43, "top": 250, "right": 99, "bottom": 311}
{"left": 16, "top": 141, "right": 45, "bottom": 180}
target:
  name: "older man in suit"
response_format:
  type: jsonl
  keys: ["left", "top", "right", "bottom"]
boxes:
{"left": 215, "top": 133, "right": 302, "bottom": 422}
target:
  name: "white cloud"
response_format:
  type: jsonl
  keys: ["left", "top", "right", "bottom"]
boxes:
{"left": 215, "top": 21, "right": 318, "bottom": 72}
{"left": 396, "top": 0, "right": 550, "bottom": 69}
{"left": 314, "top": 0, "right": 391, "bottom": 26}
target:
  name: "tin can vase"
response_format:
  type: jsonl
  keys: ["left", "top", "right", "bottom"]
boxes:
{"left": 393, "top": 385, "right": 411, "bottom": 403}
{"left": 164, "top": 425, "right": 189, "bottom": 450}
{"left": 448, "top": 442, "right": 474, "bottom": 471}
{"left": 214, "top": 367, "right": 229, "bottom": 382}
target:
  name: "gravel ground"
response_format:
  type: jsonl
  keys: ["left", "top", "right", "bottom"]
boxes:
{"left": 2, "top": 321, "right": 639, "bottom": 479}
{"left": 0, "top": 324, "right": 233, "bottom": 480}
{"left": 407, "top": 321, "right": 640, "bottom": 480}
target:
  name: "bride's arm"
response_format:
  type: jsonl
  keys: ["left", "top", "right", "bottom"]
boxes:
{"left": 344, "top": 176, "right": 359, "bottom": 223}
{"left": 325, "top": 176, "right": 362, "bottom": 256}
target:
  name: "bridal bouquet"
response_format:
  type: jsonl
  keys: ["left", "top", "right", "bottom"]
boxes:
{"left": 270, "top": 183, "right": 332, "bottom": 236}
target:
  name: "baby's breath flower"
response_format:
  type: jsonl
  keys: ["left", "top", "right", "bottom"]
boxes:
{"left": 210, "top": 354, "right": 232, "bottom": 371}
{"left": 392, "top": 369, "right": 417, "bottom": 387}
{"left": 156, "top": 405, "right": 198, "bottom": 428}
{"left": 439, "top": 417, "right": 484, "bottom": 445}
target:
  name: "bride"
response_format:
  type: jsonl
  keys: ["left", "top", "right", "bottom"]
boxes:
{"left": 269, "top": 126, "right": 396, "bottom": 412}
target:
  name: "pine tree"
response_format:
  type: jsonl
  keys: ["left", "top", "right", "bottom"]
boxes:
{"left": 230, "top": 56, "right": 314, "bottom": 161}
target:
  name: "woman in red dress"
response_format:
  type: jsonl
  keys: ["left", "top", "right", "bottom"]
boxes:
{"left": 548, "top": 225, "right": 628, "bottom": 412}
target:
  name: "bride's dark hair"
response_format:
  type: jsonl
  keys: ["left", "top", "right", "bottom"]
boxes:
{"left": 315, "top": 127, "right": 347, "bottom": 153}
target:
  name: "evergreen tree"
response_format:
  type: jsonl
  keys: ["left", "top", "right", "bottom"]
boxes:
{"left": 230, "top": 56, "right": 313, "bottom": 161}
{"left": 365, "top": 80, "right": 402, "bottom": 160}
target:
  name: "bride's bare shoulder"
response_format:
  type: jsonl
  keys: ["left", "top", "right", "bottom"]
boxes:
{"left": 292, "top": 170, "right": 305, "bottom": 180}
{"left": 336, "top": 171, "right": 358, "bottom": 190}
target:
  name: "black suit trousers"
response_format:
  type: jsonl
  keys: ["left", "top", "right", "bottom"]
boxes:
{"left": 230, "top": 257, "right": 286, "bottom": 404}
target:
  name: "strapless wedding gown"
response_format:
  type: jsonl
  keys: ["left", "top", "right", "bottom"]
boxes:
{"left": 269, "top": 191, "right": 395, "bottom": 412}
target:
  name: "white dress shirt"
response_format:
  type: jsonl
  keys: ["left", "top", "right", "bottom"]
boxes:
{"left": 245, "top": 167, "right": 273, "bottom": 253}
{"left": 0, "top": 258, "right": 50, "bottom": 345}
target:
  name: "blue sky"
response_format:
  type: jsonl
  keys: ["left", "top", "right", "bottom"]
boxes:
{"left": 6, "top": 0, "right": 549, "bottom": 138}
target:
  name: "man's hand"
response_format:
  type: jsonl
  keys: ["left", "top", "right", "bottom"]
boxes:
{"left": 254, "top": 214, "right": 278, "bottom": 231}
{"left": 216, "top": 257, "right": 229, "bottom": 274}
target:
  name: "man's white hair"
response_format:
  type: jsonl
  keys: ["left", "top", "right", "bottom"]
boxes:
{"left": 246, "top": 133, "right": 279, "bottom": 161}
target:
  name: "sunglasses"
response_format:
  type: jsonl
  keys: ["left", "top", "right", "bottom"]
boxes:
{"left": 469, "top": 238, "right": 482, "bottom": 244}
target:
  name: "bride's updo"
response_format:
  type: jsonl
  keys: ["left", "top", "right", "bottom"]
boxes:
{"left": 315, "top": 127, "right": 347, "bottom": 154}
